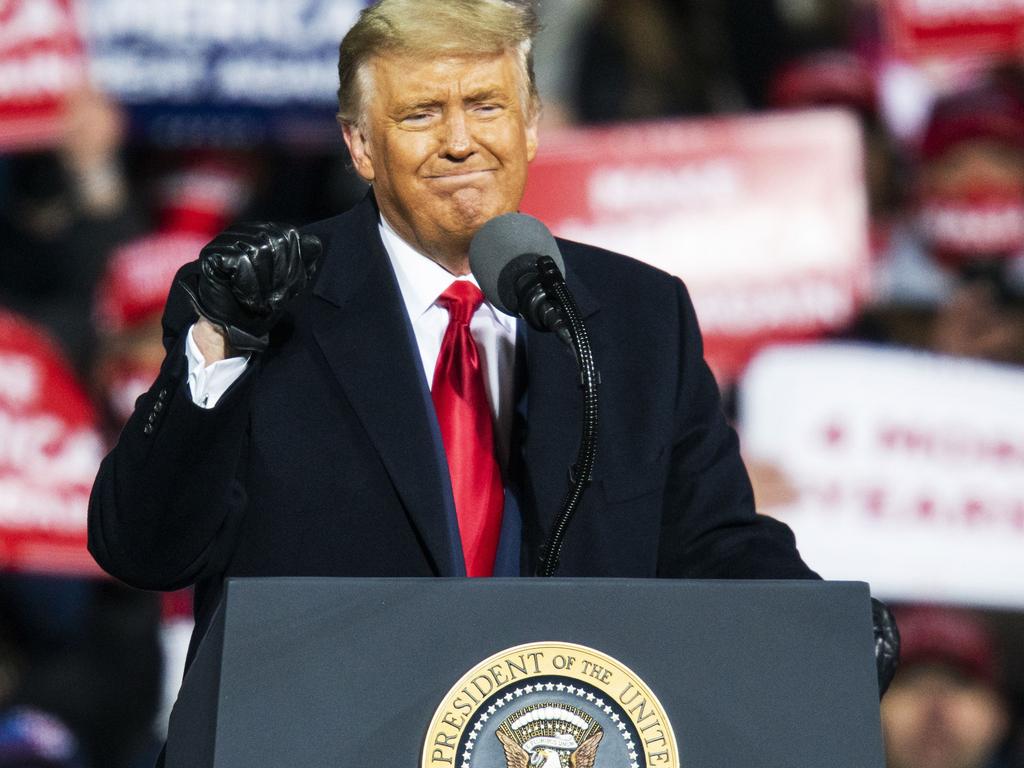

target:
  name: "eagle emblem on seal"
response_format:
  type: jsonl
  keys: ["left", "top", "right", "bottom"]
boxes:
{"left": 495, "top": 704, "right": 604, "bottom": 768}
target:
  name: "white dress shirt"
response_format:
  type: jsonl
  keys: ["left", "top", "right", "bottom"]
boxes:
{"left": 184, "top": 329, "right": 249, "bottom": 409}
{"left": 185, "top": 215, "right": 518, "bottom": 462}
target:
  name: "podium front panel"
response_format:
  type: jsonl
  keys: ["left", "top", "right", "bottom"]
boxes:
{"left": 167, "top": 578, "right": 883, "bottom": 768}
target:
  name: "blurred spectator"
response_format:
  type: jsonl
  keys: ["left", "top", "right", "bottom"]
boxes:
{"left": 0, "top": 90, "right": 141, "bottom": 375}
{"left": 573, "top": 0, "right": 740, "bottom": 123}
{"left": 0, "top": 564, "right": 162, "bottom": 768}
{"left": 90, "top": 154, "right": 254, "bottom": 741}
{"left": 915, "top": 84, "right": 1024, "bottom": 272}
{"left": 725, "top": 0, "right": 859, "bottom": 109}
{"left": 915, "top": 83, "right": 1024, "bottom": 365}
{"left": 741, "top": 48, "right": 901, "bottom": 515}
{"left": 0, "top": 309, "right": 163, "bottom": 768}
{"left": 768, "top": 49, "right": 904, "bottom": 227}
{"left": 883, "top": 606, "right": 1012, "bottom": 768}
{"left": 0, "top": 619, "right": 20, "bottom": 717}
{"left": 0, "top": 576, "right": 160, "bottom": 768}
{"left": 867, "top": 77, "right": 1024, "bottom": 366}
{"left": 0, "top": 707, "right": 85, "bottom": 768}
{"left": 91, "top": 154, "right": 253, "bottom": 435}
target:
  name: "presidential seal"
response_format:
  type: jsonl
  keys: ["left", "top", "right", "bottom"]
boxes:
{"left": 422, "top": 642, "right": 678, "bottom": 768}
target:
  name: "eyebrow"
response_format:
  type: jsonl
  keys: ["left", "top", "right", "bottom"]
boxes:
{"left": 464, "top": 88, "right": 507, "bottom": 104}
{"left": 395, "top": 99, "right": 445, "bottom": 113}
{"left": 393, "top": 88, "right": 510, "bottom": 115}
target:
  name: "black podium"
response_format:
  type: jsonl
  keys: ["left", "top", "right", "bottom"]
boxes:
{"left": 166, "top": 578, "right": 884, "bottom": 768}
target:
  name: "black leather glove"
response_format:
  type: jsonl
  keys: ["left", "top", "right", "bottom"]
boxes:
{"left": 872, "top": 597, "right": 900, "bottom": 698}
{"left": 179, "top": 222, "right": 321, "bottom": 352}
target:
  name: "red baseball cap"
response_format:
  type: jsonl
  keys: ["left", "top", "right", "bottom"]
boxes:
{"left": 95, "top": 157, "right": 252, "bottom": 332}
{"left": 920, "top": 84, "right": 1024, "bottom": 161}
{"left": 769, "top": 50, "right": 877, "bottom": 117}
{"left": 893, "top": 605, "right": 1000, "bottom": 686}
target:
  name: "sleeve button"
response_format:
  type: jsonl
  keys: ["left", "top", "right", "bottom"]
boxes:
{"left": 153, "top": 401, "right": 164, "bottom": 413}
{"left": 143, "top": 424, "right": 154, "bottom": 435}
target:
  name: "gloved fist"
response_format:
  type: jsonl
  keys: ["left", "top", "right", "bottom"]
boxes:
{"left": 179, "top": 222, "right": 321, "bottom": 352}
{"left": 872, "top": 597, "right": 900, "bottom": 698}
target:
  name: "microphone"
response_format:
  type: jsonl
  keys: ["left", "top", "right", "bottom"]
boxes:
{"left": 471, "top": 213, "right": 600, "bottom": 576}
{"left": 468, "top": 213, "right": 572, "bottom": 346}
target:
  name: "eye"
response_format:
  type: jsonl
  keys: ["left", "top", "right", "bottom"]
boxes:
{"left": 472, "top": 103, "right": 503, "bottom": 117}
{"left": 400, "top": 111, "right": 437, "bottom": 127}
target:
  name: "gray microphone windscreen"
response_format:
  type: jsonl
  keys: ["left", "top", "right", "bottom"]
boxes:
{"left": 469, "top": 213, "right": 565, "bottom": 316}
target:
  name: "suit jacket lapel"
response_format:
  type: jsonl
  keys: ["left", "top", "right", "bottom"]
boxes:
{"left": 520, "top": 258, "right": 600, "bottom": 572}
{"left": 309, "top": 196, "right": 464, "bottom": 576}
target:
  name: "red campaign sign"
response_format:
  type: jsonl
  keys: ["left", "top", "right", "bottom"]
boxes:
{"left": 883, "top": 0, "right": 1024, "bottom": 60}
{"left": 0, "top": 311, "right": 104, "bottom": 576}
{"left": 0, "top": 0, "right": 85, "bottom": 151}
{"left": 520, "top": 110, "right": 870, "bottom": 383}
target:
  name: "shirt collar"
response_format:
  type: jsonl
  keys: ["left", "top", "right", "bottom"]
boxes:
{"left": 378, "top": 214, "right": 516, "bottom": 331}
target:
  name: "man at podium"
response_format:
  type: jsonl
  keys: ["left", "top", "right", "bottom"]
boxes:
{"left": 89, "top": 0, "right": 824, "bottom": 671}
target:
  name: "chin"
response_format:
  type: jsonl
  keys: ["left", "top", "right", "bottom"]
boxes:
{"left": 450, "top": 187, "right": 516, "bottom": 223}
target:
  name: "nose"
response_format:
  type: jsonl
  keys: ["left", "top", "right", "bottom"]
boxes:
{"left": 441, "top": 109, "right": 473, "bottom": 160}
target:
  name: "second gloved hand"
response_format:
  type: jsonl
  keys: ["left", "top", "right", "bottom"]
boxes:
{"left": 180, "top": 222, "right": 321, "bottom": 352}
{"left": 872, "top": 597, "right": 900, "bottom": 698}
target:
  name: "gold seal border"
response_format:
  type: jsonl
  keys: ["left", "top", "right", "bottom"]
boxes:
{"left": 421, "top": 640, "right": 679, "bottom": 768}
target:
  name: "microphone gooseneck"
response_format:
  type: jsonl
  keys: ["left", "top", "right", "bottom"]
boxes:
{"left": 468, "top": 213, "right": 600, "bottom": 577}
{"left": 532, "top": 254, "right": 600, "bottom": 577}
{"left": 502, "top": 254, "right": 574, "bottom": 349}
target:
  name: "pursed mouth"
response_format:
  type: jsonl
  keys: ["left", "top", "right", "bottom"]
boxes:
{"left": 426, "top": 169, "right": 497, "bottom": 179}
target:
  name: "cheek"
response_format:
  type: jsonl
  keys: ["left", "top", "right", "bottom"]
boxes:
{"left": 948, "top": 691, "right": 1008, "bottom": 746}
{"left": 881, "top": 690, "right": 927, "bottom": 742}
{"left": 481, "top": 121, "right": 532, "bottom": 164}
{"left": 379, "top": 133, "right": 434, "bottom": 180}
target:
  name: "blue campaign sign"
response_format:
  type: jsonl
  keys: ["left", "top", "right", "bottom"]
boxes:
{"left": 79, "top": 0, "right": 370, "bottom": 146}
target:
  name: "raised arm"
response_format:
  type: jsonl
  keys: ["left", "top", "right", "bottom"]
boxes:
{"left": 87, "top": 225, "right": 320, "bottom": 589}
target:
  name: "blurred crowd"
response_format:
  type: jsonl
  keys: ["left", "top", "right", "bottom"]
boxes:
{"left": 2, "top": 1, "right": 1024, "bottom": 766}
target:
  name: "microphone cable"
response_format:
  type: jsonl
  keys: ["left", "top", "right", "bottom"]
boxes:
{"left": 534, "top": 256, "right": 600, "bottom": 578}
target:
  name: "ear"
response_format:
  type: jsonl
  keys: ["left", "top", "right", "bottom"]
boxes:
{"left": 525, "top": 109, "right": 539, "bottom": 163}
{"left": 341, "top": 120, "right": 376, "bottom": 183}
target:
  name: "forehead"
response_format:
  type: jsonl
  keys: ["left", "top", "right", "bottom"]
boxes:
{"left": 366, "top": 50, "right": 524, "bottom": 108}
{"left": 925, "top": 140, "right": 1024, "bottom": 185}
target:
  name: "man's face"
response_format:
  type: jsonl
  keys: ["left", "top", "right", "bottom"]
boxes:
{"left": 881, "top": 664, "right": 1009, "bottom": 768}
{"left": 343, "top": 50, "right": 539, "bottom": 272}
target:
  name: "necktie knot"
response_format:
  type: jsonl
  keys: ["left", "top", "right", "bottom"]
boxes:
{"left": 437, "top": 280, "right": 484, "bottom": 325}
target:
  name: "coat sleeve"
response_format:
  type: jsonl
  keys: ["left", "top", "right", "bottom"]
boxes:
{"left": 87, "top": 261, "right": 255, "bottom": 590}
{"left": 657, "top": 280, "right": 819, "bottom": 580}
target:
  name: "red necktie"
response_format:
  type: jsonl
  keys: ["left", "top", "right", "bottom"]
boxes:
{"left": 432, "top": 281, "right": 504, "bottom": 577}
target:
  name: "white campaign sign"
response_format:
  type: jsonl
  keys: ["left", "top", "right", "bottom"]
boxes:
{"left": 740, "top": 343, "right": 1024, "bottom": 608}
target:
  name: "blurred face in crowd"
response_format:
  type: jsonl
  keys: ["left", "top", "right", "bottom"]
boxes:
{"left": 343, "top": 50, "right": 539, "bottom": 273}
{"left": 916, "top": 138, "right": 1024, "bottom": 364}
{"left": 882, "top": 663, "right": 1009, "bottom": 768}
{"left": 93, "top": 315, "right": 167, "bottom": 427}
{"left": 917, "top": 138, "right": 1024, "bottom": 262}
{"left": 920, "top": 139, "right": 1024, "bottom": 197}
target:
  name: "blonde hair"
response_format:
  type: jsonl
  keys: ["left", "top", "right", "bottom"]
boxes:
{"left": 337, "top": 0, "right": 541, "bottom": 127}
